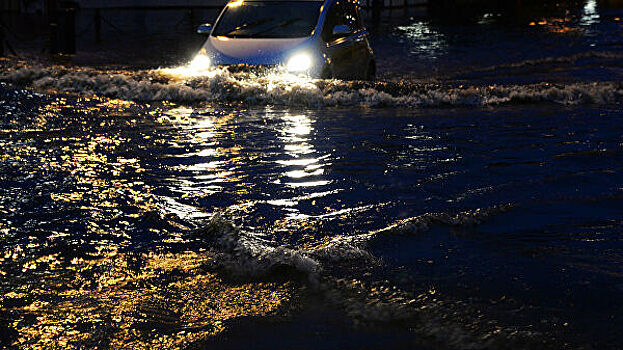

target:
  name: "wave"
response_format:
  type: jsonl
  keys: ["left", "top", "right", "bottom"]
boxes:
{"left": 372, "top": 203, "right": 516, "bottom": 236}
{"left": 193, "top": 204, "right": 516, "bottom": 279}
{"left": 466, "top": 51, "right": 623, "bottom": 74}
{"left": 194, "top": 216, "right": 372, "bottom": 281}
{"left": 193, "top": 205, "right": 558, "bottom": 349}
{"left": 1, "top": 59, "right": 622, "bottom": 107}
{"left": 322, "top": 278, "right": 547, "bottom": 350}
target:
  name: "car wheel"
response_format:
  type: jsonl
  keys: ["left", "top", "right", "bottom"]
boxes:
{"left": 365, "top": 60, "right": 376, "bottom": 81}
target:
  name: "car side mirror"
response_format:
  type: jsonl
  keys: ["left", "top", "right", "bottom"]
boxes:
{"left": 197, "top": 23, "right": 212, "bottom": 35}
{"left": 332, "top": 24, "right": 351, "bottom": 37}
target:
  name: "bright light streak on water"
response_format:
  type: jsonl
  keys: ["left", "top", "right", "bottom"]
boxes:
{"left": 396, "top": 21, "right": 446, "bottom": 59}
{"left": 580, "top": 0, "right": 600, "bottom": 26}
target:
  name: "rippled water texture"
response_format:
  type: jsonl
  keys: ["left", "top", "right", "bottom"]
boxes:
{"left": 1, "top": 1, "right": 623, "bottom": 349}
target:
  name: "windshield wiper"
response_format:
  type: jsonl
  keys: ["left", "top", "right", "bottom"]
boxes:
{"left": 250, "top": 18, "right": 303, "bottom": 37}
{"left": 224, "top": 18, "right": 273, "bottom": 37}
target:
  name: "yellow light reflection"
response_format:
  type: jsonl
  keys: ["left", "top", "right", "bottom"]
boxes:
{"left": 227, "top": 0, "right": 244, "bottom": 7}
{"left": 3, "top": 251, "right": 292, "bottom": 350}
{"left": 0, "top": 97, "right": 293, "bottom": 349}
{"left": 528, "top": 17, "right": 581, "bottom": 34}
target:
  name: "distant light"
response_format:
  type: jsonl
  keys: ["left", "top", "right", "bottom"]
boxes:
{"left": 286, "top": 53, "right": 312, "bottom": 72}
{"left": 227, "top": 0, "right": 244, "bottom": 8}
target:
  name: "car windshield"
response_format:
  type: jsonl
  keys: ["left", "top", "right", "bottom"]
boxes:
{"left": 212, "top": 1, "right": 323, "bottom": 38}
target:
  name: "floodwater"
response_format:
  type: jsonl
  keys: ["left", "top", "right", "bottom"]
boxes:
{"left": 1, "top": 1, "right": 623, "bottom": 349}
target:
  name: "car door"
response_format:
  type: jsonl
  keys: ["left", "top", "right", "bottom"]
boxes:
{"left": 343, "top": 1, "right": 370, "bottom": 79}
{"left": 321, "top": 1, "right": 356, "bottom": 78}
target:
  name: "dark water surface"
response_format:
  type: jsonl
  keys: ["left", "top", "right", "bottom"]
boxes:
{"left": 1, "top": 1, "right": 623, "bottom": 349}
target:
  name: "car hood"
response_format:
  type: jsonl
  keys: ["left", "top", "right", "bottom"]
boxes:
{"left": 204, "top": 37, "right": 311, "bottom": 65}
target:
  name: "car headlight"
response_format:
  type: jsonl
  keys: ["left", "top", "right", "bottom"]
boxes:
{"left": 286, "top": 53, "right": 312, "bottom": 72}
{"left": 189, "top": 54, "right": 211, "bottom": 70}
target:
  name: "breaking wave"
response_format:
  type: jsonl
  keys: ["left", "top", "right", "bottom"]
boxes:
{"left": 1, "top": 59, "right": 622, "bottom": 107}
{"left": 193, "top": 204, "right": 514, "bottom": 280}
{"left": 192, "top": 204, "right": 558, "bottom": 349}
{"left": 194, "top": 216, "right": 372, "bottom": 280}
{"left": 372, "top": 203, "right": 515, "bottom": 236}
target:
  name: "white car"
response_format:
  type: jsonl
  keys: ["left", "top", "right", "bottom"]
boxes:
{"left": 192, "top": 0, "right": 376, "bottom": 79}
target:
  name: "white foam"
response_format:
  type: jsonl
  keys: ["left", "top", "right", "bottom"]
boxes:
{"left": 2, "top": 60, "right": 622, "bottom": 107}
{"left": 190, "top": 204, "right": 516, "bottom": 286}
{"left": 190, "top": 206, "right": 553, "bottom": 349}
{"left": 196, "top": 216, "right": 321, "bottom": 278}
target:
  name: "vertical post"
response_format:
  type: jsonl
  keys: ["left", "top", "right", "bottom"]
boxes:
{"left": 94, "top": 8, "right": 101, "bottom": 43}
{"left": 0, "top": 22, "right": 4, "bottom": 57}
{"left": 45, "top": 0, "right": 59, "bottom": 54}
{"left": 58, "top": 0, "right": 76, "bottom": 54}
{"left": 63, "top": 1, "right": 78, "bottom": 54}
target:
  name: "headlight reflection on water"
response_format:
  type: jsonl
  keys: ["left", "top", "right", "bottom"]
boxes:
{"left": 277, "top": 113, "right": 330, "bottom": 188}
{"left": 580, "top": 0, "right": 600, "bottom": 26}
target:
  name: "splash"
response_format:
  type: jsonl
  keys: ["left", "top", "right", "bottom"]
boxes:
{"left": 188, "top": 204, "right": 517, "bottom": 280}
{"left": 185, "top": 207, "right": 559, "bottom": 350}
{"left": 1, "top": 59, "right": 622, "bottom": 107}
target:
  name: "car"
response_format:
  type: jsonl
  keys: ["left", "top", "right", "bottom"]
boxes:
{"left": 191, "top": 0, "right": 376, "bottom": 80}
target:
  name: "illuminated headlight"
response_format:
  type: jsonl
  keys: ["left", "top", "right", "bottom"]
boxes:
{"left": 286, "top": 53, "right": 312, "bottom": 72}
{"left": 189, "top": 54, "right": 211, "bottom": 69}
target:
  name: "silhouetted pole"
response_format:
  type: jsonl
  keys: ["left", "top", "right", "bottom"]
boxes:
{"left": 45, "top": 0, "right": 77, "bottom": 54}
{"left": 45, "top": 0, "right": 59, "bottom": 53}
{"left": 0, "top": 22, "right": 4, "bottom": 57}
{"left": 58, "top": 0, "right": 77, "bottom": 54}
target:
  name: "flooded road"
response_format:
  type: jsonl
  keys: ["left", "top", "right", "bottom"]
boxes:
{"left": 1, "top": 1, "right": 623, "bottom": 349}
